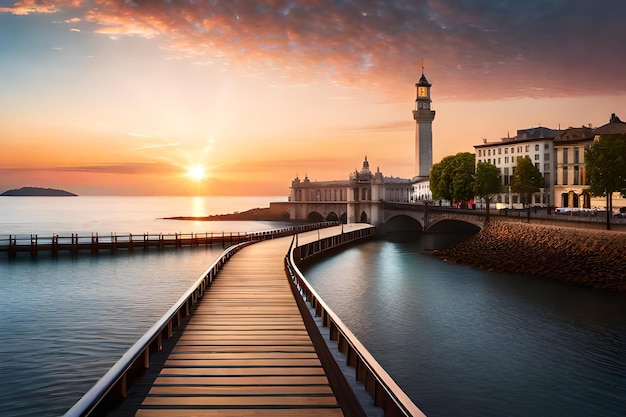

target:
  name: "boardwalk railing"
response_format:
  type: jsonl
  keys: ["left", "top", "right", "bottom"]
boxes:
{"left": 63, "top": 240, "right": 251, "bottom": 417}
{"left": 285, "top": 228, "right": 428, "bottom": 417}
{"left": 62, "top": 222, "right": 334, "bottom": 417}
{"left": 0, "top": 222, "right": 338, "bottom": 259}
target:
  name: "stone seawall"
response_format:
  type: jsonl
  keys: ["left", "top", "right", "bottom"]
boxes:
{"left": 431, "top": 221, "right": 626, "bottom": 292}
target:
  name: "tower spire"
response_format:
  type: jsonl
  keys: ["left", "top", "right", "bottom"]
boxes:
{"left": 413, "top": 67, "right": 435, "bottom": 178}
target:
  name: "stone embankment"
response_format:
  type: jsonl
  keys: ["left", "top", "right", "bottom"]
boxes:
{"left": 431, "top": 221, "right": 626, "bottom": 292}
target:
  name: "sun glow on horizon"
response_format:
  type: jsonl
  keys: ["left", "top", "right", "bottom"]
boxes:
{"left": 186, "top": 164, "right": 207, "bottom": 182}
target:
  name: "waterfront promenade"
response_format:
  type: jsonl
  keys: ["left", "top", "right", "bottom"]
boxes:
{"left": 65, "top": 224, "right": 422, "bottom": 417}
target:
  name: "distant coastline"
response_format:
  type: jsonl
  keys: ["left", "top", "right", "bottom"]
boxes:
{"left": 163, "top": 202, "right": 290, "bottom": 222}
{"left": 0, "top": 187, "right": 77, "bottom": 197}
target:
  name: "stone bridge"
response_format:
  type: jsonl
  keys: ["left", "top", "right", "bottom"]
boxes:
{"left": 382, "top": 203, "right": 486, "bottom": 233}
{"left": 290, "top": 200, "right": 486, "bottom": 233}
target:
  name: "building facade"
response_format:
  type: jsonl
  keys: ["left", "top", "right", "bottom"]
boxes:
{"left": 553, "top": 126, "right": 594, "bottom": 208}
{"left": 474, "top": 127, "right": 561, "bottom": 208}
{"left": 289, "top": 157, "right": 412, "bottom": 226}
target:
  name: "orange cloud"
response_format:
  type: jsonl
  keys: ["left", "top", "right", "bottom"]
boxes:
{"left": 2, "top": 1, "right": 625, "bottom": 100}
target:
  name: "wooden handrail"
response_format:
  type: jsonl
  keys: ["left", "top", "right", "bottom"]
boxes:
{"left": 285, "top": 229, "right": 428, "bottom": 417}
{"left": 61, "top": 222, "right": 337, "bottom": 416}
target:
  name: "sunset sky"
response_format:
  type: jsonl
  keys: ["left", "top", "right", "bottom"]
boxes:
{"left": 1, "top": 1, "right": 625, "bottom": 196}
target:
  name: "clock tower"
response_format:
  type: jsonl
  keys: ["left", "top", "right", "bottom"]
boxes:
{"left": 412, "top": 68, "right": 436, "bottom": 177}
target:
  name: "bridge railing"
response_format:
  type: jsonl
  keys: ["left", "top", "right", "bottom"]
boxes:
{"left": 61, "top": 222, "right": 335, "bottom": 417}
{"left": 0, "top": 222, "right": 340, "bottom": 258}
{"left": 62, "top": 240, "right": 251, "bottom": 417}
{"left": 285, "top": 228, "right": 428, "bottom": 417}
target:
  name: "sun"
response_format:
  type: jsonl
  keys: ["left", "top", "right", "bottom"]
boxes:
{"left": 186, "top": 164, "right": 207, "bottom": 182}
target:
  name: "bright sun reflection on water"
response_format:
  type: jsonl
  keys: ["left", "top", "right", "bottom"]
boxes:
{"left": 191, "top": 196, "right": 206, "bottom": 217}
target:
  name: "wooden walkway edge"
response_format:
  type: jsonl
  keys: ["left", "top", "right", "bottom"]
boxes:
{"left": 110, "top": 231, "right": 368, "bottom": 417}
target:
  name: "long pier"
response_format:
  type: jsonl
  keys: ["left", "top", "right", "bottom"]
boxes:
{"left": 0, "top": 223, "right": 336, "bottom": 258}
{"left": 64, "top": 225, "right": 427, "bottom": 417}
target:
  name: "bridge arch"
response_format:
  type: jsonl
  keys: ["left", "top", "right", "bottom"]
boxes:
{"left": 326, "top": 212, "right": 338, "bottom": 221}
{"left": 426, "top": 218, "right": 482, "bottom": 233}
{"left": 307, "top": 211, "right": 324, "bottom": 222}
{"left": 384, "top": 215, "right": 423, "bottom": 232}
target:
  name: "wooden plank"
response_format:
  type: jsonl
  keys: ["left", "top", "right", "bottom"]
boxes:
{"left": 168, "top": 352, "right": 320, "bottom": 360}
{"left": 153, "top": 376, "right": 330, "bottom": 385}
{"left": 160, "top": 367, "right": 327, "bottom": 376}
{"left": 148, "top": 385, "right": 333, "bottom": 395}
{"left": 164, "top": 358, "right": 322, "bottom": 367}
{"left": 142, "top": 396, "right": 339, "bottom": 406}
{"left": 171, "top": 345, "right": 317, "bottom": 353}
{"left": 175, "top": 333, "right": 311, "bottom": 340}
{"left": 136, "top": 409, "right": 344, "bottom": 417}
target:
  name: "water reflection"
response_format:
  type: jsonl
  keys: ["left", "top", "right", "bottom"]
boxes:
{"left": 301, "top": 232, "right": 626, "bottom": 417}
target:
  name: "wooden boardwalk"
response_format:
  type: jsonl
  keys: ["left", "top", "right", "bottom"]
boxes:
{"left": 130, "top": 234, "right": 356, "bottom": 417}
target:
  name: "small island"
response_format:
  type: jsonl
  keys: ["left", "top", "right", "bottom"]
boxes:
{"left": 0, "top": 187, "right": 78, "bottom": 197}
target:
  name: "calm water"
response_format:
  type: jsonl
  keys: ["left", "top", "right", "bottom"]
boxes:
{"left": 2, "top": 197, "right": 625, "bottom": 417}
{"left": 301, "top": 236, "right": 626, "bottom": 417}
{"left": 0, "top": 196, "right": 291, "bottom": 417}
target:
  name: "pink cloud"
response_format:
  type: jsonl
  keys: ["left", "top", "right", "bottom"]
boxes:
{"left": 2, "top": 0, "right": 625, "bottom": 100}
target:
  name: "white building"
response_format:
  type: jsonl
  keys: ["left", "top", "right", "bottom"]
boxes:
{"left": 289, "top": 156, "right": 412, "bottom": 226}
{"left": 474, "top": 127, "right": 561, "bottom": 208}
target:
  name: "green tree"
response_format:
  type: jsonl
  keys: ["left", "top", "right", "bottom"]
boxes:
{"left": 511, "top": 156, "right": 544, "bottom": 206}
{"left": 430, "top": 152, "right": 475, "bottom": 203}
{"left": 474, "top": 161, "right": 501, "bottom": 221}
{"left": 585, "top": 134, "right": 626, "bottom": 230}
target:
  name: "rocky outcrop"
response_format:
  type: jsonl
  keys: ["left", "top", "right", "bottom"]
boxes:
{"left": 164, "top": 205, "right": 290, "bottom": 222}
{"left": 431, "top": 221, "right": 626, "bottom": 292}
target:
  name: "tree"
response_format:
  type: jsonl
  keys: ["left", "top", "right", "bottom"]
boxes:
{"left": 511, "top": 156, "right": 544, "bottom": 206}
{"left": 585, "top": 134, "right": 626, "bottom": 230}
{"left": 430, "top": 152, "right": 475, "bottom": 203}
{"left": 474, "top": 161, "right": 501, "bottom": 221}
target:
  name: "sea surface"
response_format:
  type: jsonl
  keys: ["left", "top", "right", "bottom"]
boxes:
{"left": 0, "top": 196, "right": 291, "bottom": 417}
{"left": 1, "top": 196, "right": 625, "bottom": 417}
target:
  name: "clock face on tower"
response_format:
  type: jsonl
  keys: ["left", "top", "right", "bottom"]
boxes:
{"left": 418, "top": 86, "right": 428, "bottom": 97}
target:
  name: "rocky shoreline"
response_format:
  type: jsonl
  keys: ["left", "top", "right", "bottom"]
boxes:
{"left": 431, "top": 221, "right": 626, "bottom": 292}
{"left": 164, "top": 205, "right": 290, "bottom": 222}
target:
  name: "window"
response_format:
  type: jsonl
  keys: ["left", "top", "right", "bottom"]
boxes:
{"left": 573, "top": 166, "right": 579, "bottom": 185}
{"left": 535, "top": 144, "right": 540, "bottom": 151}
{"left": 545, "top": 143, "right": 550, "bottom": 149}
{"left": 535, "top": 154, "right": 539, "bottom": 160}
{"left": 511, "top": 147, "right": 515, "bottom": 154}
{"left": 498, "top": 148, "right": 502, "bottom": 155}
{"left": 563, "top": 148, "right": 569, "bottom": 164}
{"left": 544, "top": 153, "right": 550, "bottom": 161}
{"left": 504, "top": 167, "right": 510, "bottom": 184}
{"left": 505, "top": 148, "right": 508, "bottom": 154}
{"left": 525, "top": 145, "right": 530, "bottom": 152}
{"left": 505, "top": 157, "right": 509, "bottom": 163}
{"left": 574, "top": 148, "right": 580, "bottom": 164}
{"left": 535, "top": 162, "right": 540, "bottom": 169}
{"left": 478, "top": 150, "right": 482, "bottom": 157}
{"left": 544, "top": 172, "right": 550, "bottom": 187}
{"left": 544, "top": 163, "right": 550, "bottom": 171}
{"left": 562, "top": 167, "right": 568, "bottom": 185}
{"left": 498, "top": 158, "right": 501, "bottom": 164}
